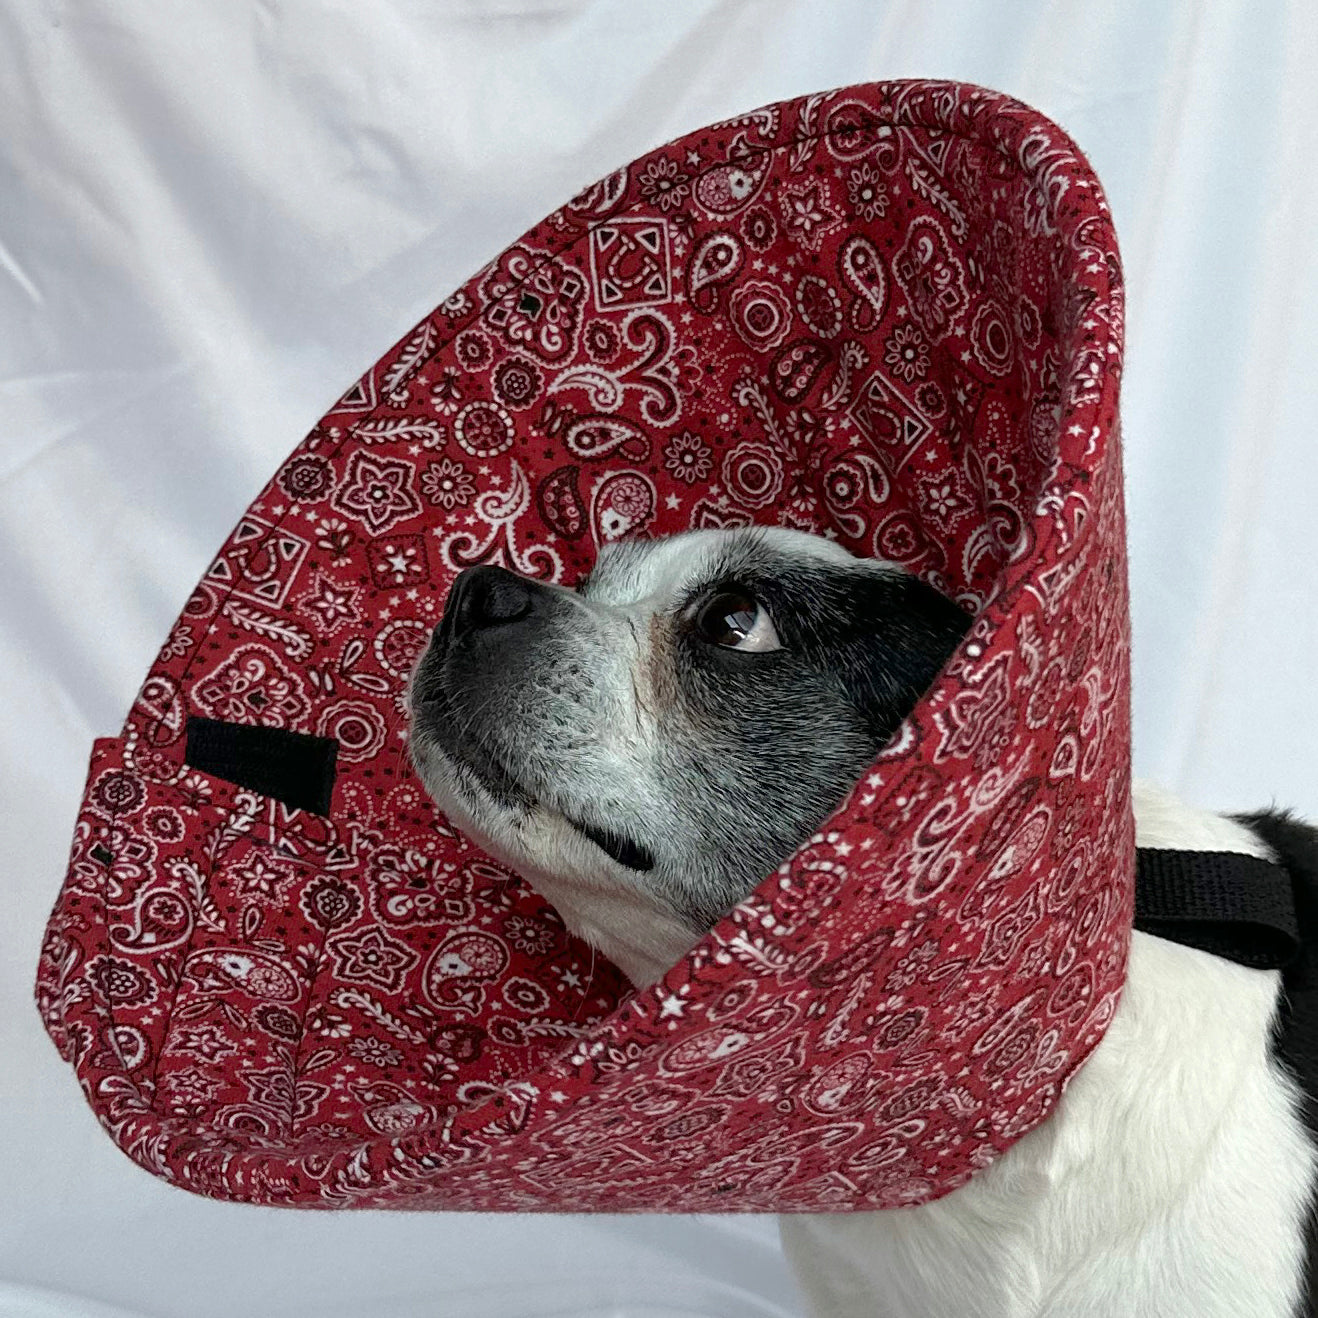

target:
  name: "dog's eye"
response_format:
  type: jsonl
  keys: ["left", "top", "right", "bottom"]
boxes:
{"left": 693, "top": 589, "right": 781, "bottom": 652}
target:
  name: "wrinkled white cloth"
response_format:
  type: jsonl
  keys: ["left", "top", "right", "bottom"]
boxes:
{"left": 2, "top": 2, "right": 1315, "bottom": 1315}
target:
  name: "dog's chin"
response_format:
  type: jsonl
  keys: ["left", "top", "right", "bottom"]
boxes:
{"left": 409, "top": 734, "right": 704, "bottom": 987}
{"left": 408, "top": 729, "right": 533, "bottom": 862}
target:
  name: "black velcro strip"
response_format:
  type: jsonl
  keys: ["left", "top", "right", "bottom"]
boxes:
{"left": 1134, "top": 847, "right": 1300, "bottom": 970}
{"left": 185, "top": 716, "right": 338, "bottom": 815}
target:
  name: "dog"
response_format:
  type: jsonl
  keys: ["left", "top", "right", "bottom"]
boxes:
{"left": 408, "top": 525, "right": 1318, "bottom": 1318}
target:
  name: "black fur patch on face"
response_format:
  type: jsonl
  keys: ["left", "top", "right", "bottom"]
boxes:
{"left": 653, "top": 541, "right": 973, "bottom": 924}
{"left": 683, "top": 546, "right": 972, "bottom": 736}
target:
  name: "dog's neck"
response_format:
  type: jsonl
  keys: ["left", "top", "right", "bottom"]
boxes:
{"left": 506, "top": 853, "right": 700, "bottom": 988}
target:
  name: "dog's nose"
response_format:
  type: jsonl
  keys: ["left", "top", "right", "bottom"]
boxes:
{"left": 444, "top": 565, "right": 538, "bottom": 641}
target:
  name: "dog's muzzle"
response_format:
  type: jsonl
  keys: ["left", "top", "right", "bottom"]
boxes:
{"left": 411, "top": 565, "right": 557, "bottom": 801}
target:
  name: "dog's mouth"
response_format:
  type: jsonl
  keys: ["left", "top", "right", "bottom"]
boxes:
{"left": 569, "top": 819, "right": 655, "bottom": 873}
{"left": 415, "top": 673, "right": 655, "bottom": 873}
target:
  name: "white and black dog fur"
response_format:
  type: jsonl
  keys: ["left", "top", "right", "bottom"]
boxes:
{"left": 408, "top": 526, "right": 1318, "bottom": 1318}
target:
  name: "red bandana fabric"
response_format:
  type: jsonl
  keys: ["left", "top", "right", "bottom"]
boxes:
{"left": 36, "top": 80, "right": 1132, "bottom": 1212}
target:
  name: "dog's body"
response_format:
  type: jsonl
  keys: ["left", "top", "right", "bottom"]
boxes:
{"left": 408, "top": 526, "right": 1318, "bottom": 1317}
{"left": 783, "top": 782, "right": 1317, "bottom": 1318}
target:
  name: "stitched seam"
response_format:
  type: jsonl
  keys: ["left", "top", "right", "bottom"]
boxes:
{"left": 286, "top": 915, "right": 335, "bottom": 1140}
{"left": 89, "top": 758, "right": 130, "bottom": 1092}
{"left": 144, "top": 793, "right": 231, "bottom": 1098}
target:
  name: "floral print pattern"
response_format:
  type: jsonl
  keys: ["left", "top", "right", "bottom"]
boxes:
{"left": 37, "top": 80, "right": 1130, "bottom": 1216}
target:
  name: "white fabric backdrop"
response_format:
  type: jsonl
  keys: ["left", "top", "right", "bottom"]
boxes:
{"left": 3, "top": 2, "right": 1315, "bottom": 1315}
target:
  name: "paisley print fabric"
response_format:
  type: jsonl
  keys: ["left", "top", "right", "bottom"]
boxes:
{"left": 35, "top": 80, "right": 1132, "bottom": 1212}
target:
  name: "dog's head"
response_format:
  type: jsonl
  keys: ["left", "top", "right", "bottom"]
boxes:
{"left": 408, "top": 527, "right": 970, "bottom": 984}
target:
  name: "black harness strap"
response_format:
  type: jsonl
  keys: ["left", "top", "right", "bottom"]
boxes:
{"left": 1134, "top": 847, "right": 1300, "bottom": 969}
{"left": 1133, "top": 844, "right": 1314, "bottom": 1086}
{"left": 1135, "top": 845, "right": 1317, "bottom": 1318}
